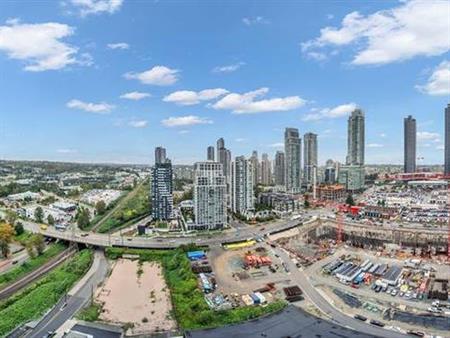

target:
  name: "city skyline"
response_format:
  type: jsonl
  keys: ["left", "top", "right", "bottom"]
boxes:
{"left": 0, "top": 1, "right": 449, "bottom": 165}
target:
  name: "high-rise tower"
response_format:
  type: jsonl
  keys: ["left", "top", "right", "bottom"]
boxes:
{"left": 284, "top": 128, "right": 302, "bottom": 193}
{"left": 404, "top": 115, "right": 416, "bottom": 173}
{"left": 303, "top": 132, "right": 318, "bottom": 186}
{"left": 346, "top": 109, "right": 365, "bottom": 166}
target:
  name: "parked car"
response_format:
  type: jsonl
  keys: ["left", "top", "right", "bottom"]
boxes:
{"left": 370, "top": 319, "right": 385, "bottom": 327}
{"left": 354, "top": 314, "right": 367, "bottom": 321}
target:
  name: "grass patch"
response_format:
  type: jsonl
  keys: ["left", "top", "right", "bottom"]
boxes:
{"left": 0, "top": 249, "right": 93, "bottom": 336}
{"left": 97, "top": 181, "right": 150, "bottom": 233}
{"left": 0, "top": 242, "right": 66, "bottom": 289}
{"left": 105, "top": 247, "right": 286, "bottom": 330}
{"left": 77, "top": 302, "right": 102, "bottom": 322}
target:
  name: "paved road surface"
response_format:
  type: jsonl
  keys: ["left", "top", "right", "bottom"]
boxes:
{"left": 24, "top": 250, "right": 109, "bottom": 338}
{"left": 273, "top": 247, "right": 413, "bottom": 338}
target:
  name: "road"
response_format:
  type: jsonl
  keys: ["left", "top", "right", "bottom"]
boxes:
{"left": 23, "top": 250, "right": 109, "bottom": 338}
{"left": 273, "top": 247, "right": 413, "bottom": 338}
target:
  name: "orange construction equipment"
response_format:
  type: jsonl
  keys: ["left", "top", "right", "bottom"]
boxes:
{"left": 244, "top": 254, "right": 272, "bottom": 267}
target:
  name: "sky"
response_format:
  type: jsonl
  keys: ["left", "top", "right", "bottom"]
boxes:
{"left": 0, "top": 0, "right": 449, "bottom": 165}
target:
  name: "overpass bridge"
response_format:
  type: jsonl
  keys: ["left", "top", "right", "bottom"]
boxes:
{"left": 23, "top": 216, "right": 447, "bottom": 250}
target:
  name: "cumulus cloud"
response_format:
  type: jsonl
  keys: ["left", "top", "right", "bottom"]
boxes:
{"left": 242, "top": 16, "right": 270, "bottom": 26}
{"left": 269, "top": 142, "right": 284, "bottom": 148}
{"left": 163, "top": 88, "right": 228, "bottom": 106}
{"left": 124, "top": 66, "right": 179, "bottom": 86}
{"left": 0, "top": 20, "right": 81, "bottom": 71}
{"left": 417, "top": 131, "right": 440, "bottom": 141}
{"left": 416, "top": 60, "right": 450, "bottom": 96}
{"left": 107, "top": 42, "right": 129, "bottom": 50}
{"left": 367, "top": 143, "right": 384, "bottom": 148}
{"left": 57, "top": 148, "right": 78, "bottom": 154}
{"left": 128, "top": 120, "right": 148, "bottom": 128}
{"left": 302, "top": 103, "right": 357, "bottom": 121}
{"left": 120, "top": 91, "right": 151, "bottom": 100}
{"left": 212, "top": 62, "right": 245, "bottom": 73}
{"left": 67, "top": 99, "right": 114, "bottom": 114}
{"left": 211, "top": 88, "right": 305, "bottom": 114}
{"left": 161, "top": 115, "right": 213, "bottom": 127}
{"left": 69, "top": 0, "right": 123, "bottom": 16}
{"left": 302, "top": 0, "right": 450, "bottom": 65}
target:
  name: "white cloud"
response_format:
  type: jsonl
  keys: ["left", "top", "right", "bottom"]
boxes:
{"left": 212, "top": 62, "right": 245, "bottom": 73}
{"left": 57, "top": 148, "right": 78, "bottom": 154}
{"left": 417, "top": 131, "right": 440, "bottom": 141}
{"left": 211, "top": 88, "right": 305, "bottom": 114}
{"left": 120, "top": 91, "right": 151, "bottom": 100}
{"left": 436, "top": 144, "right": 444, "bottom": 150}
{"left": 269, "top": 142, "right": 284, "bottom": 148}
{"left": 235, "top": 138, "right": 246, "bottom": 143}
{"left": 107, "top": 42, "right": 129, "bottom": 50}
{"left": 161, "top": 115, "right": 213, "bottom": 127}
{"left": 242, "top": 16, "right": 270, "bottom": 26}
{"left": 416, "top": 60, "right": 450, "bottom": 96}
{"left": 302, "top": 0, "right": 450, "bottom": 65}
{"left": 380, "top": 133, "right": 386, "bottom": 138}
{"left": 0, "top": 20, "right": 81, "bottom": 71}
{"left": 124, "top": 66, "right": 179, "bottom": 86}
{"left": 163, "top": 88, "right": 228, "bottom": 106}
{"left": 69, "top": 0, "right": 123, "bottom": 16}
{"left": 66, "top": 99, "right": 114, "bottom": 114}
{"left": 128, "top": 120, "right": 148, "bottom": 128}
{"left": 367, "top": 143, "right": 384, "bottom": 148}
{"left": 302, "top": 103, "right": 357, "bottom": 121}
{"left": 178, "top": 130, "right": 190, "bottom": 135}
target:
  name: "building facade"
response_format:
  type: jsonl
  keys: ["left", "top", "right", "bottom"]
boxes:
{"left": 231, "top": 156, "right": 255, "bottom": 215}
{"left": 260, "top": 153, "right": 272, "bottom": 185}
{"left": 338, "top": 165, "right": 365, "bottom": 192}
{"left": 155, "top": 146, "right": 167, "bottom": 164}
{"left": 151, "top": 148, "right": 173, "bottom": 221}
{"left": 207, "top": 146, "right": 215, "bottom": 161}
{"left": 274, "top": 151, "right": 285, "bottom": 186}
{"left": 346, "top": 109, "right": 365, "bottom": 166}
{"left": 303, "top": 132, "right": 318, "bottom": 186}
{"left": 284, "top": 128, "right": 302, "bottom": 193}
{"left": 404, "top": 115, "right": 416, "bottom": 173}
{"left": 445, "top": 104, "right": 450, "bottom": 176}
{"left": 193, "top": 162, "right": 227, "bottom": 230}
{"left": 250, "top": 150, "right": 260, "bottom": 185}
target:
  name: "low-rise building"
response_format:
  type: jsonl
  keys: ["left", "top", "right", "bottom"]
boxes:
{"left": 317, "top": 184, "right": 345, "bottom": 201}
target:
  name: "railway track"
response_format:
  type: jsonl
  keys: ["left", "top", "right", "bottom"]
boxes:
{"left": 0, "top": 248, "right": 76, "bottom": 301}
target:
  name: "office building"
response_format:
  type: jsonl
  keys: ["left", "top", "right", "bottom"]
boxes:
{"left": 404, "top": 115, "right": 416, "bottom": 173}
{"left": 445, "top": 104, "right": 450, "bottom": 176}
{"left": 338, "top": 165, "right": 365, "bottom": 192}
{"left": 284, "top": 128, "right": 302, "bottom": 193}
{"left": 346, "top": 109, "right": 365, "bottom": 165}
{"left": 303, "top": 132, "right": 318, "bottom": 186}
{"left": 231, "top": 156, "right": 255, "bottom": 215}
{"left": 324, "top": 167, "right": 336, "bottom": 184}
{"left": 260, "top": 153, "right": 272, "bottom": 185}
{"left": 274, "top": 151, "right": 285, "bottom": 186}
{"left": 207, "top": 146, "right": 215, "bottom": 161}
{"left": 151, "top": 148, "right": 173, "bottom": 221}
{"left": 155, "top": 146, "right": 167, "bottom": 164}
{"left": 193, "top": 162, "right": 227, "bottom": 230}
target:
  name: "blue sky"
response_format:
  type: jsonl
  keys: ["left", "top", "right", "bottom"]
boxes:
{"left": 0, "top": 0, "right": 448, "bottom": 165}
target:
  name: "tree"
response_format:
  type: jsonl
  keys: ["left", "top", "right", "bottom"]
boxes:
{"left": 14, "top": 222, "right": 24, "bottom": 236}
{"left": 47, "top": 214, "right": 55, "bottom": 226}
{"left": 5, "top": 210, "right": 17, "bottom": 225}
{"left": 95, "top": 200, "right": 106, "bottom": 215}
{"left": 0, "top": 223, "right": 15, "bottom": 257}
{"left": 25, "top": 241, "right": 36, "bottom": 259}
{"left": 76, "top": 207, "right": 91, "bottom": 230}
{"left": 346, "top": 194, "right": 355, "bottom": 206}
{"left": 34, "top": 206, "right": 44, "bottom": 223}
{"left": 32, "top": 234, "right": 45, "bottom": 255}
{"left": 304, "top": 199, "right": 310, "bottom": 208}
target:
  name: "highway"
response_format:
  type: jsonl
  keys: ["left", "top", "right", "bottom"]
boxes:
{"left": 24, "top": 250, "right": 109, "bottom": 338}
{"left": 273, "top": 247, "right": 412, "bottom": 338}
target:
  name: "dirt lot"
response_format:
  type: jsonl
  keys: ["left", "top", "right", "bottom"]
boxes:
{"left": 96, "top": 259, "right": 176, "bottom": 335}
{"left": 209, "top": 244, "right": 294, "bottom": 298}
